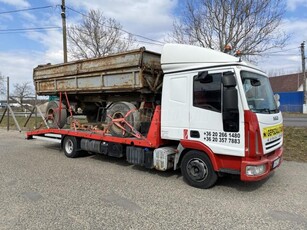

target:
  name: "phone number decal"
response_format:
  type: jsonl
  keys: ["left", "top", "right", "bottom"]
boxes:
{"left": 203, "top": 131, "right": 241, "bottom": 144}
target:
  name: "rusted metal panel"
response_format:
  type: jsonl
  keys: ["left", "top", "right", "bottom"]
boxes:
{"left": 57, "top": 78, "right": 77, "bottom": 91}
{"left": 33, "top": 48, "right": 162, "bottom": 95}
{"left": 103, "top": 72, "right": 140, "bottom": 89}
{"left": 78, "top": 76, "right": 102, "bottom": 89}
{"left": 37, "top": 80, "right": 55, "bottom": 93}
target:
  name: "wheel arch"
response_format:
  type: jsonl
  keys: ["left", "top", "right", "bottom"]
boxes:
{"left": 176, "top": 140, "right": 219, "bottom": 171}
{"left": 60, "top": 134, "right": 68, "bottom": 149}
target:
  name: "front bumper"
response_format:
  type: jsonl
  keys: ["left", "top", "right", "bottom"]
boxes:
{"left": 241, "top": 146, "right": 283, "bottom": 181}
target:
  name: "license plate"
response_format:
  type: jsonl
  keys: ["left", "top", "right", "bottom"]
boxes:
{"left": 272, "top": 158, "right": 280, "bottom": 169}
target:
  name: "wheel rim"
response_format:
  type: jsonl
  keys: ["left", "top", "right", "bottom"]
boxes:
{"left": 112, "top": 112, "right": 128, "bottom": 135}
{"left": 186, "top": 158, "right": 208, "bottom": 182}
{"left": 47, "top": 108, "right": 55, "bottom": 124}
{"left": 65, "top": 139, "right": 74, "bottom": 154}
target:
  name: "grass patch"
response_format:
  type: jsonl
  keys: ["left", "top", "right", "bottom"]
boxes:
{"left": 283, "top": 126, "right": 307, "bottom": 163}
{"left": 0, "top": 116, "right": 41, "bottom": 131}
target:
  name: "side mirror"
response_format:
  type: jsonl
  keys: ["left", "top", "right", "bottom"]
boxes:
{"left": 274, "top": 94, "right": 280, "bottom": 108}
{"left": 223, "top": 88, "right": 238, "bottom": 111}
{"left": 222, "top": 72, "right": 236, "bottom": 87}
{"left": 251, "top": 79, "right": 261, "bottom": 86}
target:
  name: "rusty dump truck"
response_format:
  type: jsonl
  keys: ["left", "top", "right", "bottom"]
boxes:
{"left": 27, "top": 44, "right": 283, "bottom": 188}
{"left": 34, "top": 47, "right": 162, "bottom": 131}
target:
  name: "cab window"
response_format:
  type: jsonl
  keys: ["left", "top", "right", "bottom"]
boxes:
{"left": 193, "top": 72, "right": 222, "bottom": 112}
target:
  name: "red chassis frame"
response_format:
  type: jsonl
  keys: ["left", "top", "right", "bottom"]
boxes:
{"left": 27, "top": 104, "right": 165, "bottom": 149}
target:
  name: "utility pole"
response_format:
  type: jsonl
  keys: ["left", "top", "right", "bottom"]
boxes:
{"left": 61, "top": 0, "right": 68, "bottom": 63}
{"left": 301, "top": 42, "right": 307, "bottom": 113}
{"left": 6, "top": 77, "right": 9, "bottom": 131}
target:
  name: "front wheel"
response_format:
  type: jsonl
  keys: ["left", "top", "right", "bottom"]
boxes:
{"left": 63, "top": 136, "right": 80, "bottom": 158}
{"left": 181, "top": 150, "right": 218, "bottom": 189}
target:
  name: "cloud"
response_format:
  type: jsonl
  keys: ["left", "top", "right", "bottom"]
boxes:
{"left": 46, "top": 0, "right": 178, "bottom": 54}
{"left": 257, "top": 17, "right": 307, "bottom": 75}
{"left": 0, "top": 19, "right": 64, "bottom": 87}
{"left": 287, "top": 0, "right": 307, "bottom": 11}
{"left": 0, "top": 44, "right": 63, "bottom": 89}
{"left": 3, "top": 0, "right": 305, "bottom": 84}
{"left": 0, "top": 51, "right": 38, "bottom": 88}
{"left": 0, "top": 11, "right": 13, "bottom": 23}
{"left": 49, "top": 0, "right": 177, "bottom": 45}
{"left": 0, "top": 0, "right": 30, "bottom": 8}
{"left": 0, "top": 0, "right": 178, "bottom": 91}
{"left": 282, "top": 17, "right": 307, "bottom": 35}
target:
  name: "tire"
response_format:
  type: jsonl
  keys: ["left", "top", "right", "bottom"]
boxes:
{"left": 106, "top": 102, "right": 140, "bottom": 137}
{"left": 181, "top": 150, "right": 218, "bottom": 189}
{"left": 63, "top": 136, "right": 80, "bottom": 158}
{"left": 46, "top": 101, "right": 67, "bottom": 128}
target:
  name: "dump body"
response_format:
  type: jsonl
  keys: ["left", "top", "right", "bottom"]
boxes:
{"left": 33, "top": 48, "right": 162, "bottom": 95}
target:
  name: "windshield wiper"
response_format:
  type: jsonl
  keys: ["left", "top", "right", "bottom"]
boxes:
{"left": 253, "top": 108, "right": 279, "bottom": 114}
{"left": 252, "top": 108, "right": 271, "bottom": 114}
{"left": 270, "top": 108, "right": 279, "bottom": 113}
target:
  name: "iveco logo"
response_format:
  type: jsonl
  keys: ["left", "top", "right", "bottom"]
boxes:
{"left": 273, "top": 116, "right": 279, "bottom": 121}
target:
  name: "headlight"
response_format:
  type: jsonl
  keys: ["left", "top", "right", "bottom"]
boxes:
{"left": 246, "top": 164, "right": 266, "bottom": 176}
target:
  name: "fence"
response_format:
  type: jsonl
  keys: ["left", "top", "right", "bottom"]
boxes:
{"left": 277, "top": 91, "right": 304, "bottom": 113}
{"left": 0, "top": 76, "right": 41, "bottom": 131}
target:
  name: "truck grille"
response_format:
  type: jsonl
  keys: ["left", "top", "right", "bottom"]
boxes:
{"left": 265, "top": 137, "right": 282, "bottom": 151}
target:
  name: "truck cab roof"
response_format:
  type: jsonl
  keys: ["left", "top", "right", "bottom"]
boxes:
{"left": 161, "top": 44, "right": 255, "bottom": 74}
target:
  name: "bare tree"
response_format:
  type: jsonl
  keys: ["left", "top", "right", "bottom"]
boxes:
{"left": 13, "top": 81, "right": 34, "bottom": 105}
{"left": 169, "top": 0, "right": 288, "bottom": 57}
{"left": 68, "top": 9, "right": 136, "bottom": 59}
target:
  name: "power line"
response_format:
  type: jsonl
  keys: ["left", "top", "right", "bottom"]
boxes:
{"left": 263, "top": 53, "right": 299, "bottom": 56}
{"left": 0, "top": 5, "right": 54, "bottom": 15}
{"left": 69, "top": 26, "right": 164, "bottom": 47}
{"left": 0, "top": 26, "right": 61, "bottom": 34}
{"left": 0, "top": 4, "right": 164, "bottom": 46}
{"left": 65, "top": 6, "right": 164, "bottom": 46}
{"left": 262, "top": 47, "right": 300, "bottom": 55}
{"left": 134, "top": 40, "right": 164, "bottom": 46}
{"left": 0, "top": 26, "right": 61, "bottom": 32}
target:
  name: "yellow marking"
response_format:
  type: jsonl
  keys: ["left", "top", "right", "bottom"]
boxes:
{"left": 262, "top": 124, "right": 283, "bottom": 139}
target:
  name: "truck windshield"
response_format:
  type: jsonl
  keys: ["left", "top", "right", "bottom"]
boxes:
{"left": 241, "top": 71, "right": 278, "bottom": 114}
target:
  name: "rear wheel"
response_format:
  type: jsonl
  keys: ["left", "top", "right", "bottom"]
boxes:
{"left": 63, "top": 136, "right": 80, "bottom": 158}
{"left": 181, "top": 150, "right": 218, "bottom": 189}
{"left": 46, "top": 101, "right": 67, "bottom": 128}
{"left": 106, "top": 102, "right": 140, "bottom": 137}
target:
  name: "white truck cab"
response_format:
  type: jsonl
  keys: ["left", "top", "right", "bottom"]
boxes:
{"left": 161, "top": 44, "right": 283, "bottom": 188}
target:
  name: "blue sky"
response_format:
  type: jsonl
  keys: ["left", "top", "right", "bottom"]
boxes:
{"left": 1, "top": 0, "right": 307, "bottom": 90}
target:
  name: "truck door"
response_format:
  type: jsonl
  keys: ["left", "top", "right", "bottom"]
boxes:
{"left": 189, "top": 69, "right": 244, "bottom": 157}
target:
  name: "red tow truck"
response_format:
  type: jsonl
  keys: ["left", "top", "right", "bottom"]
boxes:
{"left": 27, "top": 44, "right": 283, "bottom": 188}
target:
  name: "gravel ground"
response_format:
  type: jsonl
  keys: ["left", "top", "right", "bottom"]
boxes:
{"left": 0, "top": 129, "right": 307, "bottom": 230}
